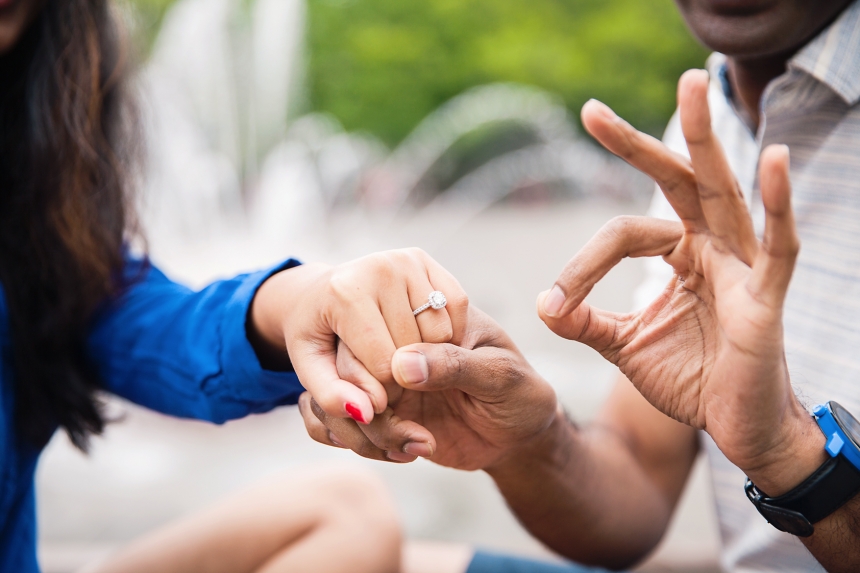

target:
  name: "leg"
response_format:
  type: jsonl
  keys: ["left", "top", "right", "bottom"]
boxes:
{"left": 83, "top": 465, "right": 401, "bottom": 573}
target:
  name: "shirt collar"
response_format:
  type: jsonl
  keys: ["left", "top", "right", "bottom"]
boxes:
{"left": 790, "top": 0, "right": 860, "bottom": 106}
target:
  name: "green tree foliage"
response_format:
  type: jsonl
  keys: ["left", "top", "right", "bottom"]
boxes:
{"left": 308, "top": 0, "right": 709, "bottom": 146}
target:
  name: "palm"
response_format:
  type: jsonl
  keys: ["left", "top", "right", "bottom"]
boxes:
{"left": 596, "top": 232, "right": 786, "bottom": 468}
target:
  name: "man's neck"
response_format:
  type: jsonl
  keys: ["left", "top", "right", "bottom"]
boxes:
{"left": 725, "top": 53, "right": 792, "bottom": 133}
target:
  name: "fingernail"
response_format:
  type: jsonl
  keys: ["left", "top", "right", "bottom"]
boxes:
{"left": 386, "top": 450, "right": 416, "bottom": 463}
{"left": 403, "top": 442, "right": 433, "bottom": 458}
{"left": 345, "top": 402, "right": 367, "bottom": 424}
{"left": 329, "top": 432, "right": 346, "bottom": 448}
{"left": 396, "top": 351, "right": 428, "bottom": 384}
{"left": 543, "top": 285, "right": 566, "bottom": 317}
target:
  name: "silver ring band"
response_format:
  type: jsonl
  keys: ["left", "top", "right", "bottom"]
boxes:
{"left": 413, "top": 290, "right": 447, "bottom": 316}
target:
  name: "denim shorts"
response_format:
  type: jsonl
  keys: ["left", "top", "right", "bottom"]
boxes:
{"left": 466, "top": 550, "right": 616, "bottom": 573}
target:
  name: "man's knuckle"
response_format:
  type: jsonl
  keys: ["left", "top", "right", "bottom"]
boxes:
{"left": 308, "top": 429, "right": 329, "bottom": 445}
{"left": 442, "top": 346, "right": 467, "bottom": 377}
{"left": 603, "top": 215, "right": 633, "bottom": 239}
{"left": 616, "top": 127, "right": 639, "bottom": 160}
{"left": 355, "top": 441, "right": 382, "bottom": 459}
{"left": 495, "top": 355, "right": 525, "bottom": 387}
{"left": 788, "top": 236, "right": 801, "bottom": 258}
{"left": 660, "top": 166, "right": 696, "bottom": 196}
{"left": 369, "top": 432, "right": 400, "bottom": 452}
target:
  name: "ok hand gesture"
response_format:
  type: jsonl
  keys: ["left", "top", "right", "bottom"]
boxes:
{"left": 539, "top": 70, "right": 825, "bottom": 495}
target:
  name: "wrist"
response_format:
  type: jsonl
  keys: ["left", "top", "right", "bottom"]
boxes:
{"left": 249, "top": 262, "right": 331, "bottom": 369}
{"left": 485, "top": 406, "right": 575, "bottom": 479}
{"left": 744, "top": 399, "right": 828, "bottom": 497}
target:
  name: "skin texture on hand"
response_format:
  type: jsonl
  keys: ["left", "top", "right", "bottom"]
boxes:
{"left": 538, "top": 70, "right": 826, "bottom": 496}
{"left": 250, "top": 248, "right": 469, "bottom": 427}
{"left": 299, "top": 306, "right": 558, "bottom": 471}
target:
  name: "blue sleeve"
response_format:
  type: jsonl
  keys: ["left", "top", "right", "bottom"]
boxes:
{"left": 86, "top": 257, "right": 304, "bottom": 423}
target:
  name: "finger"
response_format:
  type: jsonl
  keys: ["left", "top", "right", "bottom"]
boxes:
{"left": 581, "top": 99, "right": 705, "bottom": 228}
{"left": 537, "top": 298, "right": 629, "bottom": 358}
{"left": 748, "top": 144, "right": 799, "bottom": 307}
{"left": 290, "top": 340, "right": 375, "bottom": 424}
{"left": 298, "top": 392, "right": 345, "bottom": 448}
{"left": 392, "top": 342, "right": 529, "bottom": 400}
{"left": 360, "top": 407, "right": 437, "bottom": 460}
{"left": 308, "top": 397, "right": 389, "bottom": 460}
{"left": 336, "top": 340, "right": 390, "bottom": 415}
{"left": 330, "top": 294, "right": 399, "bottom": 385}
{"left": 678, "top": 69, "right": 757, "bottom": 264}
{"left": 378, "top": 276, "right": 424, "bottom": 349}
{"left": 541, "top": 216, "right": 683, "bottom": 318}
{"left": 418, "top": 250, "right": 470, "bottom": 346}
{"left": 309, "top": 397, "right": 423, "bottom": 463}
{"left": 403, "top": 249, "right": 455, "bottom": 344}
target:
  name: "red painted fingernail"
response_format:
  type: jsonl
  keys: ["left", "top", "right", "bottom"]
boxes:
{"left": 345, "top": 402, "right": 366, "bottom": 424}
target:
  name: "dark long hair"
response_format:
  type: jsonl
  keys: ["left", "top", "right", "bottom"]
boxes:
{"left": 0, "top": 0, "right": 137, "bottom": 450}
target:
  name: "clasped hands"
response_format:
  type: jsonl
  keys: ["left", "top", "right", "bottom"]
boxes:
{"left": 269, "top": 70, "right": 822, "bottom": 491}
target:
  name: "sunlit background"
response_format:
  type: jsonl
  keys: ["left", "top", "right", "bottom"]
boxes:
{"left": 35, "top": 1, "right": 719, "bottom": 571}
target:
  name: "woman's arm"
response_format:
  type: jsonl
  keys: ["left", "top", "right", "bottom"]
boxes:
{"left": 87, "top": 258, "right": 305, "bottom": 422}
{"left": 88, "top": 248, "right": 468, "bottom": 427}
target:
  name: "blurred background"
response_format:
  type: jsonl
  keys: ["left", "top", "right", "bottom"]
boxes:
{"left": 36, "top": 0, "right": 718, "bottom": 571}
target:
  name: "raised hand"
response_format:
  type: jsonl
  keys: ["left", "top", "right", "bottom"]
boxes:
{"left": 298, "top": 306, "right": 558, "bottom": 470}
{"left": 538, "top": 70, "right": 825, "bottom": 494}
{"left": 250, "top": 248, "right": 468, "bottom": 426}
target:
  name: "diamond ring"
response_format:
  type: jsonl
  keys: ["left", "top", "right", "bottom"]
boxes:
{"left": 413, "top": 290, "right": 447, "bottom": 316}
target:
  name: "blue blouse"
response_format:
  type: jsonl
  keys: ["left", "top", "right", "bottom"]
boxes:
{"left": 0, "top": 257, "right": 305, "bottom": 572}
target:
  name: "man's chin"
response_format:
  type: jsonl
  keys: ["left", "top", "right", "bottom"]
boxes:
{"left": 675, "top": 0, "right": 850, "bottom": 59}
{"left": 690, "top": 15, "right": 803, "bottom": 59}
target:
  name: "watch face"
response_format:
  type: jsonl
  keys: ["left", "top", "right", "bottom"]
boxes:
{"left": 831, "top": 402, "right": 860, "bottom": 449}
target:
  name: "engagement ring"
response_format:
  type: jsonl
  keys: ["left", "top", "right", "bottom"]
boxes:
{"left": 413, "top": 291, "right": 447, "bottom": 316}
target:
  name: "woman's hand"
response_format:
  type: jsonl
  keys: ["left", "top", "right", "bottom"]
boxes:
{"left": 250, "top": 248, "right": 468, "bottom": 425}
{"left": 538, "top": 70, "right": 825, "bottom": 495}
{"left": 298, "top": 306, "right": 558, "bottom": 469}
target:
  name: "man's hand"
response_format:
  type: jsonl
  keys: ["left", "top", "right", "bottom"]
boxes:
{"left": 298, "top": 306, "right": 558, "bottom": 470}
{"left": 250, "top": 248, "right": 468, "bottom": 426}
{"left": 538, "top": 70, "right": 826, "bottom": 495}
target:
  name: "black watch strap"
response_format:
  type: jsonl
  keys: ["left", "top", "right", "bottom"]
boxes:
{"left": 746, "top": 455, "right": 860, "bottom": 537}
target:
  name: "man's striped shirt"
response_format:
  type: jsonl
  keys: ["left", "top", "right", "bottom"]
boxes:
{"left": 636, "top": 3, "right": 860, "bottom": 571}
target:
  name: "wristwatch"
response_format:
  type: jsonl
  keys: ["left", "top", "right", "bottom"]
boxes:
{"left": 745, "top": 401, "right": 860, "bottom": 537}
